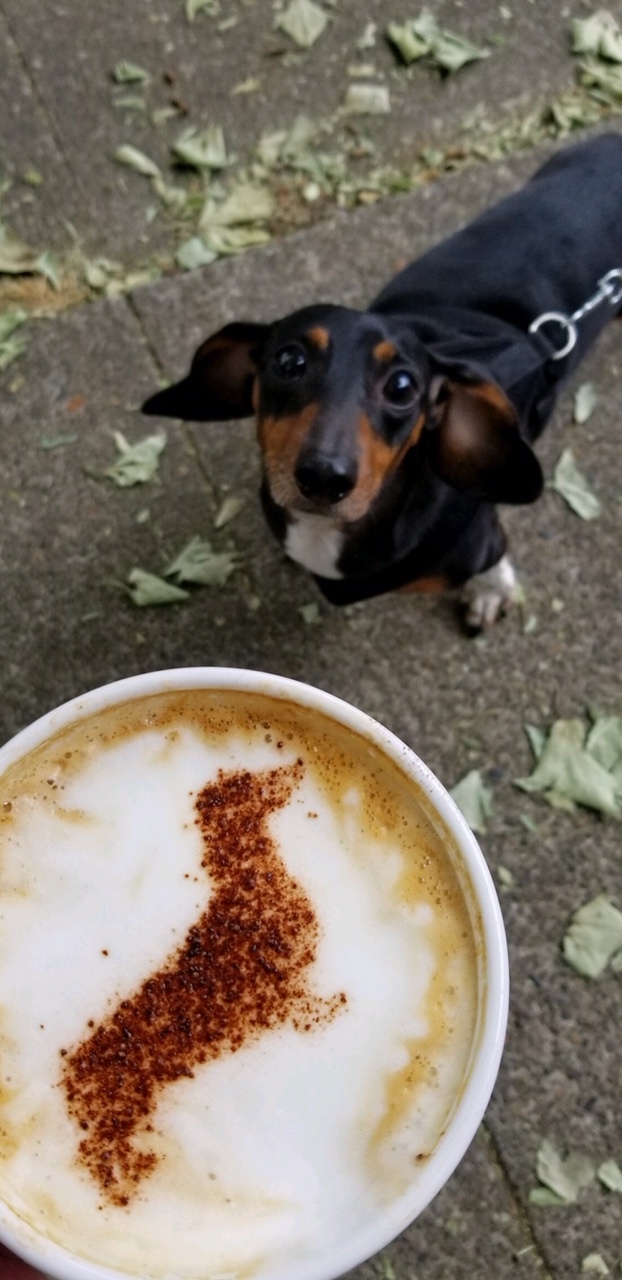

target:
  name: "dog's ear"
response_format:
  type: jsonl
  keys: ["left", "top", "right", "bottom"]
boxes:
{"left": 142, "top": 321, "right": 272, "bottom": 422}
{"left": 427, "top": 376, "right": 543, "bottom": 504}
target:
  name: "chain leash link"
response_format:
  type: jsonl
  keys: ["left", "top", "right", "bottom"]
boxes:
{"left": 528, "top": 268, "right": 622, "bottom": 361}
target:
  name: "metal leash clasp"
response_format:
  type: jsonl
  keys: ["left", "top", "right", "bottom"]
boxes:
{"left": 528, "top": 267, "right": 622, "bottom": 362}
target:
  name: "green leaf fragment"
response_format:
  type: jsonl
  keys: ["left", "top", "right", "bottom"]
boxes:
{"left": 341, "top": 84, "right": 391, "bottom": 115}
{"left": 172, "top": 125, "right": 229, "bottom": 171}
{"left": 0, "top": 225, "right": 40, "bottom": 274}
{"left": 598, "top": 1158, "right": 622, "bottom": 1192}
{"left": 175, "top": 237, "right": 218, "bottom": 270}
{"left": 298, "top": 602, "right": 321, "bottom": 625}
{"left": 551, "top": 449, "right": 602, "bottom": 519}
{"left": 563, "top": 895, "right": 622, "bottom": 978}
{"left": 39, "top": 434, "right": 78, "bottom": 450}
{"left": 275, "top": 0, "right": 328, "bottom": 48}
{"left": 582, "top": 1256, "right": 610, "bottom": 1276}
{"left": 127, "top": 569, "right": 189, "bottom": 607}
{"left": 534, "top": 1139, "right": 596, "bottom": 1203}
{"left": 573, "top": 382, "right": 598, "bottom": 424}
{"left": 105, "top": 430, "right": 167, "bottom": 487}
{"left": 528, "top": 1186, "right": 568, "bottom": 1207}
{"left": 201, "top": 183, "right": 275, "bottom": 228}
{"left": 112, "top": 60, "right": 150, "bottom": 83}
{"left": 0, "top": 308, "right": 28, "bottom": 372}
{"left": 165, "top": 536, "right": 240, "bottom": 586}
{"left": 586, "top": 715, "right": 622, "bottom": 780}
{"left": 214, "top": 495, "right": 245, "bottom": 528}
{"left": 386, "top": 11, "right": 489, "bottom": 71}
{"left": 516, "top": 718, "right": 621, "bottom": 818}
{"left": 114, "top": 145, "right": 161, "bottom": 179}
{"left": 571, "top": 11, "right": 622, "bottom": 62}
{"left": 449, "top": 769, "right": 493, "bottom": 834}
{"left": 186, "top": 0, "right": 221, "bottom": 18}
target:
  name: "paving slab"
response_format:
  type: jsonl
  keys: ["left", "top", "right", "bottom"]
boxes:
{"left": 0, "top": 0, "right": 592, "bottom": 261}
{"left": 0, "top": 10, "right": 86, "bottom": 247}
{"left": 1, "top": 135, "right": 622, "bottom": 1280}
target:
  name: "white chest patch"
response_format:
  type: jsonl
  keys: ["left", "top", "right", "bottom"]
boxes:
{"left": 284, "top": 512, "right": 344, "bottom": 579}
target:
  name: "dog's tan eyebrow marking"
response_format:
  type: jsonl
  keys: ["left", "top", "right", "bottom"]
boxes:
{"left": 306, "top": 326, "right": 331, "bottom": 351}
{"left": 372, "top": 340, "right": 398, "bottom": 363}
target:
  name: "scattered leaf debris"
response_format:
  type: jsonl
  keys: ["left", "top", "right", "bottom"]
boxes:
{"left": 172, "top": 125, "right": 229, "bottom": 171}
{"left": 341, "top": 84, "right": 391, "bottom": 115}
{"left": 550, "top": 448, "right": 602, "bottom": 519}
{"left": 386, "top": 11, "right": 491, "bottom": 72}
{"left": 516, "top": 715, "right": 622, "bottom": 817}
{"left": 449, "top": 769, "right": 493, "bottom": 834}
{"left": 562, "top": 894, "right": 622, "bottom": 978}
{"left": 529, "top": 1139, "right": 596, "bottom": 1205}
{"left": 111, "top": 61, "right": 150, "bottom": 84}
{"left": 104, "top": 430, "right": 167, "bottom": 487}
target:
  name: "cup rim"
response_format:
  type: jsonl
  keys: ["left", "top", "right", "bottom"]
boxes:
{"left": 0, "top": 667, "right": 508, "bottom": 1280}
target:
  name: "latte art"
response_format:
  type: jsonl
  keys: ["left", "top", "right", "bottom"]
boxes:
{"left": 0, "top": 687, "right": 483, "bottom": 1279}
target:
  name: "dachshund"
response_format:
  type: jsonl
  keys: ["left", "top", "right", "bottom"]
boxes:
{"left": 143, "top": 133, "right": 622, "bottom": 629}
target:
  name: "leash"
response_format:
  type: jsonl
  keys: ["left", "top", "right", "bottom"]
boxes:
{"left": 529, "top": 267, "right": 622, "bottom": 361}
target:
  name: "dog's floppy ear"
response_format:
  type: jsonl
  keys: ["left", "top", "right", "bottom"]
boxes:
{"left": 427, "top": 375, "right": 543, "bottom": 504}
{"left": 142, "top": 321, "right": 272, "bottom": 422}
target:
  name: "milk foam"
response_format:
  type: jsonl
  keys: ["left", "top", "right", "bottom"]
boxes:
{"left": 0, "top": 693, "right": 479, "bottom": 1278}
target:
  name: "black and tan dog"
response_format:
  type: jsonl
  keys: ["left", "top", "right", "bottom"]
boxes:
{"left": 144, "top": 133, "right": 622, "bottom": 629}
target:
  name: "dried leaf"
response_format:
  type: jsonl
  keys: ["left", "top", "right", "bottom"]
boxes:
{"left": 105, "top": 430, "right": 167, "bottom": 487}
{"left": 114, "top": 145, "right": 161, "bottom": 179}
{"left": 165, "top": 536, "right": 240, "bottom": 586}
{"left": 342, "top": 84, "right": 391, "bottom": 115}
{"left": 497, "top": 865, "right": 514, "bottom": 888}
{"left": 112, "top": 60, "right": 150, "bottom": 83}
{"left": 172, "top": 125, "right": 229, "bottom": 170}
{"left": 35, "top": 249, "right": 61, "bottom": 290}
{"left": 563, "top": 895, "right": 622, "bottom": 978}
{"left": 598, "top": 1159, "right": 622, "bottom": 1192}
{"left": 275, "top": 0, "right": 328, "bottom": 48}
{"left": 573, "top": 382, "right": 598, "bottom": 424}
{"left": 127, "top": 569, "right": 189, "bottom": 607}
{"left": 175, "top": 236, "right": 218, "bottom": 270}
{"left": 534, "top": 1140, "right": 596, "bottom": 1203}
{"left": 450, "top": 769, "right": 493, "bottom": 834}
{"left": 550, "top": 448, "right": 602, "bottom": 520}
{"left": 214, "top": 495, "right": 245, "bottom": 528}
{"left": 39, "top": 433, "right": 78, "bottom": 450}
{"left": 516, "top": 718, "right": 621, "bottom": 817}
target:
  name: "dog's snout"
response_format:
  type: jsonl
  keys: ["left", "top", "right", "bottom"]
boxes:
{"left": 294, "top": 452, "right": 357, "bottom": 504}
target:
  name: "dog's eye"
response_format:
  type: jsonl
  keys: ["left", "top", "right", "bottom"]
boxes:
{"left": 272, "top": 344, "right": 307, "bottom": 379}
{"left": 382, "top": 369, "right": 418, "bottom": 409}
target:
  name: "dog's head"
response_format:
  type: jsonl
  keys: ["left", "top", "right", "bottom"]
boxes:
{"left": 143, "top": 303, "right": 543, "bottom": 519}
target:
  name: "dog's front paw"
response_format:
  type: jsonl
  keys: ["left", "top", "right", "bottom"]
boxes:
{"left": 461, "top": 554, "right": 519, "bottom": 632}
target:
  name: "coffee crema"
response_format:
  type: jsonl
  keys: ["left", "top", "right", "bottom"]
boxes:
{"left": 0, "top": 689, "right": 481, "bottom": 1278}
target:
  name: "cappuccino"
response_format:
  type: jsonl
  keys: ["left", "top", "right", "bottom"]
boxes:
{"left": 0, "top": 679, "right": 489, "bottom": 1280}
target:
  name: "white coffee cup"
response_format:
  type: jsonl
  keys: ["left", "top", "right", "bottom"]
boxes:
{"left": 0, "top": 668, "right": 508, "bottom": 1280}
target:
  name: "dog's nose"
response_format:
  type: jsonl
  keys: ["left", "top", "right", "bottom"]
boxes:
{"left": 294, "top": 453, "right": 357, "bottom": 504}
